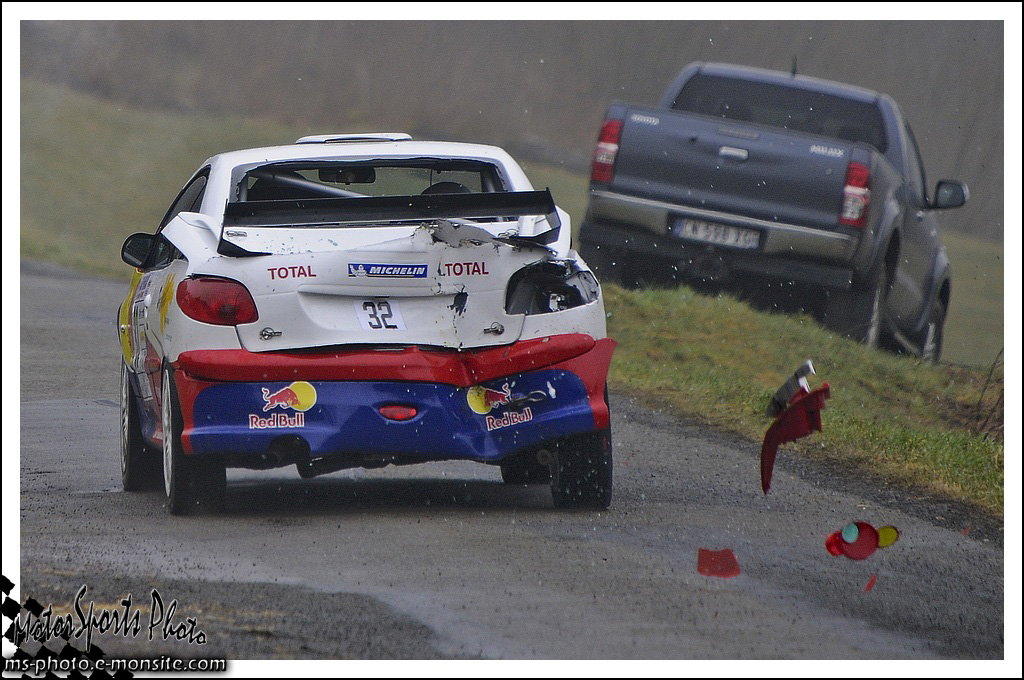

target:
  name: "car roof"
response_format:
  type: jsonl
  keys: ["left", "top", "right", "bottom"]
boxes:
{"left": 205, "top": 137, "right": 520, "bottom": 171}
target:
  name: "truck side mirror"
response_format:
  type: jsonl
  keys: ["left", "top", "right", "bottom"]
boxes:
{"left": 932, "top": 180, "right": 968, "bottom": 209}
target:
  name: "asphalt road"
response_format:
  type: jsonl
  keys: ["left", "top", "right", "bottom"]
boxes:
{"left": 14, "top": 261, "right": 1004, "bottom": 667}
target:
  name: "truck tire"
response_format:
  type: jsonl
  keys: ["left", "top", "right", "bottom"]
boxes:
{"left": 822, "top": 264, "right": 890, "bottom": 348}
{"left": 550, "top": 429, "right": 612, "bottom": 509}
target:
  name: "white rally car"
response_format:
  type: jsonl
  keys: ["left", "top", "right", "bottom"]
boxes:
{"left": 118, "top": 133, "right": 616, "bottom": 514}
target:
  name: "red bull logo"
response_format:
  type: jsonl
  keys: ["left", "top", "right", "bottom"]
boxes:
{"left": 485, "top": 407, "right": 533, "bottom": 432}
{"left": 261, "top": 381, "right": 317, "bottom": 412}
{"left": 466, "top": 383, "right": 512, "bottom": 415}
{"left": 249, "top": 412, "right": 305, "bottom": 430}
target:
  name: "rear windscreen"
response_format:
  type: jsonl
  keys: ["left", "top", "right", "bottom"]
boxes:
{"left": 238, "top": 159, "right": 506, "bottom": 202}
{"left": 671, "top": 74, "right": 887, "bottom": 153}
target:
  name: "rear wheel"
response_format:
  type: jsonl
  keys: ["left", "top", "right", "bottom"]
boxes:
{"left": 822, "top": 264, "right": 890, "bottom": 348}
{"left": 550, "top": 429, "right": 613, "bottom": 509}
{"left": 120, "top": 362, "right": 162, "bottom": 491}
{"left": 162, "top": 366, "right": 225, "bottom": 514}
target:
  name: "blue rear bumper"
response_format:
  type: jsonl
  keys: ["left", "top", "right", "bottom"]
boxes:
{"left": 187, "top": 369, "right": 597, "bottom": 464}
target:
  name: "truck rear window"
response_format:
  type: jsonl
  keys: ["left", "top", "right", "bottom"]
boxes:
{"left": 671, "top": 74, "right": 887, "bottom": 153}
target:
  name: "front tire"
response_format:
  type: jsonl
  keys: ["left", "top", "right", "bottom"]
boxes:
{"left": 121, "top": 362, "right": 162, "bottom": 491}
{"left": 550, "top": 429, "right": 613, "bottom": 509}
{"left": 919, "top": 297, "right": 946, "bottom": 364}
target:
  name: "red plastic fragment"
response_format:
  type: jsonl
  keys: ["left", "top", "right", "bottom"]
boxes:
{"left": 760, "top": 383, "right": 831, "bottom": 494}
{"left": 864, "top": 574, "right": 877, "bottom": 592}
{"left": 839, "top": 521, "right": 879, "bottom": 560}
{"left": 825, "top": 531, "right": 844, "bottom": 556}
{"left": 697, "top": 548, "right": 741, "bottom": 578}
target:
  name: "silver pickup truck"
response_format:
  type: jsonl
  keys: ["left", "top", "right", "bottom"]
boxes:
{"left": 578, "top": 62, "right": 968, "bottom": 362}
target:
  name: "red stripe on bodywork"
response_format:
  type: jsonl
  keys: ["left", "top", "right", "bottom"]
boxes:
{"left": 175, "top": 334, "right": 598, "bottom": 387}
{"left": 172, "top": 369, "right": 213, "bottom": 455}
{"left": 549, "top": 338, "right": 616, "bottom": 430}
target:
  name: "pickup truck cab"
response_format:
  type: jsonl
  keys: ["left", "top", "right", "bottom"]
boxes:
{"left": 578, "top": 62, "right": 968, "bottom": 361}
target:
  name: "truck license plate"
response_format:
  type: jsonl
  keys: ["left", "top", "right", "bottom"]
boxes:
{"left": 672, "top": 219, "right": 759, "bottom": 249}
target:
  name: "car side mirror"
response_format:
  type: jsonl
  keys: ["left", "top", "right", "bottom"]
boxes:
{"left": 932, "top": 180, "right": 968, "bottom": 210}
{"left": 121, "top": 233, "right": 157, "bottom": 268}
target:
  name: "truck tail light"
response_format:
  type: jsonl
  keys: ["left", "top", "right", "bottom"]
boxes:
{"left": 839, "top": 161, "right": 871, "bottom": 227}
{"left": 590, "top": 119, "right": 623, "bottom": 183}
{"left": 176, "top": 276, "right": 259, "bottom": 326}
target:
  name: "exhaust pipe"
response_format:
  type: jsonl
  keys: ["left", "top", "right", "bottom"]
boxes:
{"left": 261, "top": 435, "right": 309, "bottom": 468}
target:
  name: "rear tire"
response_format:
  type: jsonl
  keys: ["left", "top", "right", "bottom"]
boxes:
{"left": 822, "top": 264, "right": 890, "bottom": 348}
{"left": 162, "top": 366, "right": 225, "bottom": 514}
{"left": 550, "top": 429, "right": 613, "bottom": 509}
{"left": 121, "top": 362, "right": 162, "bottom": 492}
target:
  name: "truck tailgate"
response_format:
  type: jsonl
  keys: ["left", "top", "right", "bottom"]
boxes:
{"left": 611, "top": 108, "right": 853, "bottom": 231}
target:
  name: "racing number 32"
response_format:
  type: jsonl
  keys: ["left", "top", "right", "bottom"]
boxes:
{"left": 356, "top": 299, "right": 407, "bottom": 331}
{"left": 363, "top": 300, "right": 397, "bottom": 329}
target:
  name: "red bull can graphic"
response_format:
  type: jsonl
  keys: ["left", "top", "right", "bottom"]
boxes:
{"left": 466, "top": 383, "right": 512, "bottom": 415}
{"left": 260, "top": 381, "right": 317, "bottom": 412}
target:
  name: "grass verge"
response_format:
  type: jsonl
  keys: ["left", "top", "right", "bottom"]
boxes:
{"left": 603, "top": 284, "right": 1003, "bottom": 516}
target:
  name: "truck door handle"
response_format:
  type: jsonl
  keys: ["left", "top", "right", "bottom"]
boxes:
{"left": 719, "top": 146, "right": 749, "bottom": 161}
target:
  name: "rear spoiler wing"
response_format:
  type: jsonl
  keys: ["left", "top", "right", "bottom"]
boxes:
{"left": 220, "top": 190, "right": 561, "bottom": 254}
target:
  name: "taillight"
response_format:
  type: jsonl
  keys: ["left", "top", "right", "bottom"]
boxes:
{"left": 590, "top": 119, "right": 623, "bottom": 183}
{"left": 176, "top": 276, "right": 258, "bottom": 326}
{"left": 839, "top": 161, "right": 871, "bottom": 227}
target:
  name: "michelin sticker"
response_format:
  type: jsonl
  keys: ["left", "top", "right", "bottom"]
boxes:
{"left": 348, "top": 263, "right": 428, "bottom": 278}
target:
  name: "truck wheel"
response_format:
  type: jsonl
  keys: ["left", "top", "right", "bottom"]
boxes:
{"left": 550, "top": 430, "right": 613, "bottom": 509}
{"left": 162, "top": 366, "right": 226, "bottom": 514}
{"left": 920, "top": 297, "right": 946, "bottom": 364}
{"left": 121, "top": 362, "right": 162, "bottom": 492}
{"left": 822, "top": 265, "right": 890, "bottom": 348}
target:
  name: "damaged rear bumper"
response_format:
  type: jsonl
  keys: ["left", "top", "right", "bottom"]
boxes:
{"left": 170, "top": 334, "right": 615, "bottom": 467}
